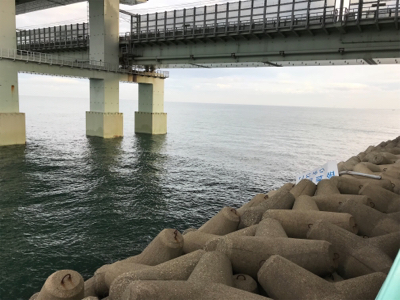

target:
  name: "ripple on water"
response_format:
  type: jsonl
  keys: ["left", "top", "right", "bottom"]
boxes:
{"left": 0, "top": 101, "right": 399, "bottom": 299}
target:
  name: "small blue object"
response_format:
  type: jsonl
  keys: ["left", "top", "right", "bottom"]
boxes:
{"left": 376, "top": 250, "right": 400, "bottom": 300}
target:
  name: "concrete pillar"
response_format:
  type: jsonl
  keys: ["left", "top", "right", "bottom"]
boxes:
{"left": 135, "top": 77, "right": 167, "bottom": 135}
{"left": 86, "top": 0, "right": 122, "bottom": 138}
{"left": 0, "top": 0, "right": 26, "bottom": 146}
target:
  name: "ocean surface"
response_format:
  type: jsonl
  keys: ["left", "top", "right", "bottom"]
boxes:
{"left": 0, "top": 96, "right": 399, "bottom": 299}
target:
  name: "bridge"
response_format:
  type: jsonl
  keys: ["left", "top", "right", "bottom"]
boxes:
{"left": 1, "top": 0, "right": 399, "bottom": 146}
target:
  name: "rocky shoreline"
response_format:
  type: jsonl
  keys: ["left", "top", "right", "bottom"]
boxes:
{"left": 30, "top": 136, "right": 400, "bottom": 300}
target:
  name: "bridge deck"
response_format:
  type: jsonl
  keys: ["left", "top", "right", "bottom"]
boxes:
{"left": 15, "top": 0, "right": 400, "bottom": 68}
{"left": 0, "top": 48, "right": 168, "bottom": 79}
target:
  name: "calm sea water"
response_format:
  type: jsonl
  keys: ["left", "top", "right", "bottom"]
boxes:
{"left": 0, "top": 96, "right": 399, "bottom": 299}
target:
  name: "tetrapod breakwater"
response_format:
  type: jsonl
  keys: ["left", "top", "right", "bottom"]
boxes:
{"left": 29, "top": 136, "right": 400, "bottom": 300}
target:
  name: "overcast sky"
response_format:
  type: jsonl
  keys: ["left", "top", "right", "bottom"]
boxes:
{"left": 16, "top": 0, "right": 400, "bottom": 109}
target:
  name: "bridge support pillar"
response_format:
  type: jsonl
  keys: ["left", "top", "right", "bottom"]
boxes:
{"left": 0, "top": 0, "right": 26, "bottom": 146}
{"left": 135, "top": 78, "right": 167, "bottom": 135}
{"left": 86, "top": 0, "right": 123, "bottom": 138}
{"left": 86, "top": 76, "right": 123, "bottom": 138}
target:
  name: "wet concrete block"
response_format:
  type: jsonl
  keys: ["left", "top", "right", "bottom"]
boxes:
{"left": 364, "top": 152, "right": 394, "bottom": 165}
{"left": 312, "top": 194, "right": 372, "bottom": 212}
{"left": 109, "top": 250, "right": 205, "bottom": 300}
{"left": 183, "top": 230, "right": 218, "bottom": 253}
{"left": 324, "top": 272, "right": 344, "bottom": 282}
{"left": 87, "top": 229, "right": 184, "bottom": 298}
{"left": 359, "top": 183, "right": 400, "bottom": 213}
{"left": 339, "top": 156, "right": 361, "bottom": 172}
{"left": 198, "top": 207, "right": 240, "bottom": 235}
{"left": 36, "top": 270, "right": 84, "bottom": 300}
{"left": 232, "top": 274, "right": 259, "bottom": 294}
{"left": 85, "top": 263, "right": 149, "bottom": 298}
{"left": 334, "top": 272, "right": 387, "bottom": 300}
{"left": 238, "top": 188, "right": 295, "bottom": 228}
{"left": 315, "top": 179, "right": 341, "bottom": 196}
{"left": 204, "top": 225, "right": 258, "bottom": 251}
{"left": 290, "top": 179, "right": 317, "bottom": 198}
{"left": 330, "top": 176, "right": 363, "bottom": 194}
{"left": 340, "top": 174, "right": 393, "bottom": 194}
{"left": 188, "top": 251, "right": 233, "bottom": 286}
{"left": 120, "top": 280, "right": 271, "bottom": 300}
{"left": 338, "top": 200, "right": 400, "bottom": 237}
{"left": 29, "top": 292, "right": 39, "bottom": 300}
{"left": 366, "top": 231, "right": 400, "bottom": 260}
{"left": 123, "top": 228, "right": 184, "bottom": 266}
{"left": 258, "top": 255, "right": 385, "bottom": 300}
{"left": 263, "top": 209, "right": 358, "bottom": 238}
{"left": 255, "top": 218, "right": 288, "bottom": 238}
{"left": 388, "top": 211, "right": 400, "bottom": 222}
{"left": 307, "top": 220, "right": 393, "bottom": 278}
{"left": 214, "top": 236, "right": 336, "bottom": 278}
{"left": 237, "top": 193, "right": 268, "bottom": 214}
{"left": 292, "top": 195, "right": 319, "bottom": 211}
{"left": 257, "top": 255, "right": 336, "bottom": 300}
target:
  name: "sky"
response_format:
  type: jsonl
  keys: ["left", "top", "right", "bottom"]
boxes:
{"left": 15, "top": 0, "right": 400, "bottom": 109}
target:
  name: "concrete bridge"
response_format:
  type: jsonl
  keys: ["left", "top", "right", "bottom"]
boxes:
{"left": 1, "top": 0, "right": 399, "bottom": 146}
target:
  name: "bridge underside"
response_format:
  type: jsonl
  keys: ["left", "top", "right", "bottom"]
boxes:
{"left": 126, "top": 20, "right": 400, "bottom": 68}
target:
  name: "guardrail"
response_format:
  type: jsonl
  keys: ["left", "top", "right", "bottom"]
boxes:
{"left": 130, "top": 4, "right": 398, "bottom": 41}
{"left": 0, "top": 49, "right": 169, "bottom": 79}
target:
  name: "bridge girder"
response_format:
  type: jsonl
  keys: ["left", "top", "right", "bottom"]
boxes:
{"left": 127, "top": 21, "right": 400, "bottom": 68}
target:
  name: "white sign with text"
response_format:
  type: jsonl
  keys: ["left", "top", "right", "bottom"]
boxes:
{"left": 296, "top": 161, "right": 339, "bottom": 185}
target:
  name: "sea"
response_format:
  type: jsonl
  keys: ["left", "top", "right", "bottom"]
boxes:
{"left": 0, "top": 96, "right": 399, "bottom": 299}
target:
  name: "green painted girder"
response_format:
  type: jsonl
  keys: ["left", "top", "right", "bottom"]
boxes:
{"left": 128, "top": 18, "right": 400, "bottom": 67}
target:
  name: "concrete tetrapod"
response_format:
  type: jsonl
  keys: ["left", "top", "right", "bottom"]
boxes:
{"left": 84, "top": 263, "right": 150, "bottom": 297}
{"left": 198, "top": 207, "right": 240, "bottom": 235}
{"left": 122, "top": 228, "right": 184, "bottom": 265}
{"left": 257, "top": 255, "right": 386, "bottom": 300}
{"left": 36, "top": 270, "right": 84, "bottom": 300}
{"left": 120, "top": 280, "right": 271, "bottom": 300}
{"left": 340, "top": 174, "right": 393, "bottom": 194}
{"left": 292, "top": 195, "right": 319, "bottom": 211}
{"left": 254, "top": 218, "right": 288, "bottom": 238}
{"left": 330, "top": 176, "right": 362, "bottom": 194}
{"left": 236, "top": 194, "right": 268, "bottom": 214}
{"left": 85, "top": 228, "right": 184, "bottom": 298}
{"left": 364, "top": 151, "right": 397, "bottom": 165}
{"left": 232, "top": 274, "right": 259, "bottom": 294}
{"left": 29, "top": 293, "right": 39, "bottom": 300}
{"left": 289, "top": 179, "right": 317, "bottom": 198}
{"left": 213, "top": 236, "right": 336, "bottom": 278}
{"left": 312, "top": 194, "right": 372, "bottom": 212}
{"left": 338, "top": 200, "right": 400, "bottom": 237}
{"left": 203, "top": 225, "right": 258, "bottom": 251}
{"left": 337, "top": 156, "right": 360, "bottom": 172}
{"left": 187, "top": 251, "right": 233, "bottom": 286}
{"left": 359, "top": 183, "right": 400, "bottom": 213}
{"left": 182, "top": 230, "right": 218, "bottom": 254}
{"left": 315, "top": 179, "right": 341, "bottom": 196}
{"left": 307, "top": 220, "right": 393, "bottom": 278}
{"left": 262, "top": 209, "right": 358, "bottom": 238}
{"left": 238, "top": 187, "right": 295, "bottom": 228}
{"left": 109, "top": 250, "right": 206, "bottom": 300}
{"left": 365, "top": 231, "right": 400, "bottom": 260}
{"left": 388, "top": 211, "right": 400, "bottom": 222}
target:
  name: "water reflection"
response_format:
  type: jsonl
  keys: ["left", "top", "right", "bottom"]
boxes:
{"left": 132, "top": 133, "right": 168, "bottom": 204}
{"left": 0, "top": 145, "right": 28, "bottom": 216}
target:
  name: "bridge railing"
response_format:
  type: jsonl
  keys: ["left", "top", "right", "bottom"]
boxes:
{"left": 130, "top": 0, "right": 398, "bottom": 41}
{"left": 17, "top": 23, "right": 89, "bottom": 51}
{"left": 0, "top": 48, "right": 169, "bottom": 78}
